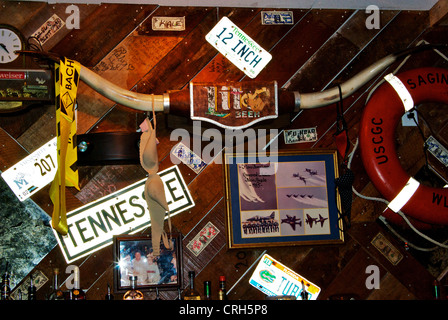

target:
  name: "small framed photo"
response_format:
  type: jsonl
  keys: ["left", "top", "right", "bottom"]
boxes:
{"left": 224, "top": 149, "right": 344, "bottom": 249}
{"left": 113, "top": 233, "right": 182, "bottom": 293}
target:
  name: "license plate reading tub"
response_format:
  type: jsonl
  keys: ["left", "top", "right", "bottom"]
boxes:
{"left": 249, "top": 254, "right": 320, "bottom": 300}
{"left": 206, "top": 17, "right": 272, "bottom": 79}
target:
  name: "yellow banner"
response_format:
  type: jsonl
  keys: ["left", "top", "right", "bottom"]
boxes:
{"left": 50, "top": 58, "right": 80, "bottom": 235}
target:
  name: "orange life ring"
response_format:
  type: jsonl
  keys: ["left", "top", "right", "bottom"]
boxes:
{"left": 359, "top": 67, "right": 448, "bottom": 226}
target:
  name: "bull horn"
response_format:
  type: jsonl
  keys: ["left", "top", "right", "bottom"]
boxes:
{"left": 13, "top": 44, "right": 447, "bottom": 115}
{"left": 298, "top": 44, "right": 447, "bottom": 110}
{"left": 298, "top": 53, "right": 396, "bottom": 110}
{"left": 80, "top": 65, "right": 170, "bottom": 113}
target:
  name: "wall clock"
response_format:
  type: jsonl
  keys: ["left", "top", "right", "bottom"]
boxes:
{"left": 0, "top": 25, "right": 24, "bottom": 64}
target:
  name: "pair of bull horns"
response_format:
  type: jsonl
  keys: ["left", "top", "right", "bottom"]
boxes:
{"left": 14, "top": 44, "right": 447, "bottom": 116}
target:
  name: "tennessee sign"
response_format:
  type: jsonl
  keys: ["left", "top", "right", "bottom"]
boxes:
{"left": 54, "top": 165, "right": 194, "bottom": 263}
{"left": 190, "top": 81, "right": 278, "bottom": 129}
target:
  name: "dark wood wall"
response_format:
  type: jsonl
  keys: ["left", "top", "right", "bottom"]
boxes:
{"left": 0, "top": 1, "right": 447, "bottom": 300}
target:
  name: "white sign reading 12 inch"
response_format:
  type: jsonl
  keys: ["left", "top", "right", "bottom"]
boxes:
{"left": 206, "top": 16, "right": 272, "bottom": 79}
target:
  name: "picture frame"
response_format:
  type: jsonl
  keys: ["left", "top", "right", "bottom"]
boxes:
{"left": 113, "top": 233, "right": 182, "bottom": 293}
{"left": 224, "top": 149, "right": 344, "bottom": 249}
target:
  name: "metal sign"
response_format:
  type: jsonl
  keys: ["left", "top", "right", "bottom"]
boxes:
{"left": 186, "top": 221, "right": 220, "bottom": 256}
{"left": 190, "top": 81, "right": 278, "bottom": 129}
{"left": 171, "top": 142, "right": 207, "bottom": 174}
{"left": 205, "top": 16, "right": 272, "bottom": 79}
{"left": 54, "top": 165, "right": 195, "bottom": 263}
{"left": 152, "top": 16, "right": 186, "bottom": 31}
{"left": 261, "top": 11, "right": 294, "bottom": 25}
{"left": 31, "top": 14, "right": 65, "bottom": 45}
{"left": 283, "top": 127, "right": 318, "bottom": 144}
{"left": 426, "top": 135, "right": 448, "bottom": 167}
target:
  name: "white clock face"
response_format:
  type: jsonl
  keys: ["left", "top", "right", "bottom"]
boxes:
{"left": 0, "top": 28, "right": 23, "bottom": 64}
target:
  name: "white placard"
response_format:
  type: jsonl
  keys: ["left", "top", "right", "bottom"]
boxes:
{"left": 206, "top": 16, "right": 272, "bottom": 78}
{"left": 283, "top": 127, "right": 318, "bottom": 144}
{"left": 1, "top": 137, "right": 58, "bottom": 201}
{"left": 31, "top": 14, "right": 65, "bottom": 45}
{"left": 54, "top": 165, "right": 195, "bottom": 263}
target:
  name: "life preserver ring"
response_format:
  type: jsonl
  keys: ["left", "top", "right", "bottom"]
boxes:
{"left": 359, "top": 67, "right": 448, "bottom": 226}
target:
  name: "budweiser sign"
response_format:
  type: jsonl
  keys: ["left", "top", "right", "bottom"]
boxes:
{"left": 0, "top": 71, "right": 26, "bottom": 80}
{"left": 190, "top": 81, "right": 278, "bottom": 129}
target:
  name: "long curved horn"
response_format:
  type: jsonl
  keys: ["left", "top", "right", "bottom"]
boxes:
{"left": 80, "top": 65, "right": 170, "bottom": 113}
{"left": 297, "top": 44, "right": 447, "bottom": 110}
{"left": 11, "top": 44, "right": 447, "bottom": 115}
{"left": 298, "top": 54, "right": 397, "bottom": 110}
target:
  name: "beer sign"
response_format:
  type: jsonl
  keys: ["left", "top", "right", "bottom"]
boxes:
{"left": 190, "top": 81, "right": 278, "bottom": 129}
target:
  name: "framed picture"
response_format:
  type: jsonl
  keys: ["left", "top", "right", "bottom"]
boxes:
{"left": 224, "top": 149, "right": 344, "bottom": 249}
{"left": 113, "top": 233, "right": 182, "bottom": 293}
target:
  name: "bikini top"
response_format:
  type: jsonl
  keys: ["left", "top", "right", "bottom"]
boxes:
{"left": 139, "top": 106, "right": 168, "bottom": 210}
{"left": 139, "top": 102, "right": 172, "bottom": 255}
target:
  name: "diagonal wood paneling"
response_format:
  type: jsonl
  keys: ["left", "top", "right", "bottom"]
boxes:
{"left": 0, "top": 2, "right": 447, "bottom": 301}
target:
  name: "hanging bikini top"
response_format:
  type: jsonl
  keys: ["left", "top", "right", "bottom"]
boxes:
{"left": 139, "top": 101, "right": 172, "bottom": 256}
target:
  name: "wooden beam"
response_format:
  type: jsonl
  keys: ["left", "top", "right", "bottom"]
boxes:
{"left": 429, "top": 0, "right": 448, "bottom": 26}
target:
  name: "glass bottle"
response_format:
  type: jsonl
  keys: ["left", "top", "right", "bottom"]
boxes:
{"left": 68, "top": 267, "right": 86, "bottom": 300}
{"left": 28, "top": 274, "right": 36, "bottom": 300}
{"left": 182, "top": 271, "right": 201, "bottom": 300}
{"left": 434, "top": 280, "right": 441, "bottom": 300}
{"left": 155, "top": 287, "right": 161, "bottom": 300}
{"left": 204, "top": 281, "right": 212, "bottom": 300}
{"left": 105, "top": 283, "right": 114, "bottom": 300}
{"left": 123, "top": 276, "right": 144, "bottom": 300}
{"left": 300, "top": 280, "right": 309, "bottom": 300}
{"left": 1, "top": 271, "right": 11, "bottom": 300}
{"left": 218, "top": 276, "right": 227, "bottom": 300}
{"left": 48, "top": 268, "right": 64, "bottom": 300}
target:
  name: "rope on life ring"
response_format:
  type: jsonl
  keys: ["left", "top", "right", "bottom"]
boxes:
{"left": 359, "top": 68, "right": 448, "bottom": 227}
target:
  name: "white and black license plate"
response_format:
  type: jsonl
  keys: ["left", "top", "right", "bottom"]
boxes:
{"left": 2, "top": 137, "right": 57, "bottom": 201}
{"left": 206, "top": 17, "right": 272, "bottom": 79}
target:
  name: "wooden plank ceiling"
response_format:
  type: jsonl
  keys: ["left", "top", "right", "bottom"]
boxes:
{"left": 0, "top": 1, "right": 447, "bottom": 300}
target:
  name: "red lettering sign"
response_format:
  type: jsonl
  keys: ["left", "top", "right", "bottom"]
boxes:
{"left": 0, "top": 71, "right": 26, "bottom": 80}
